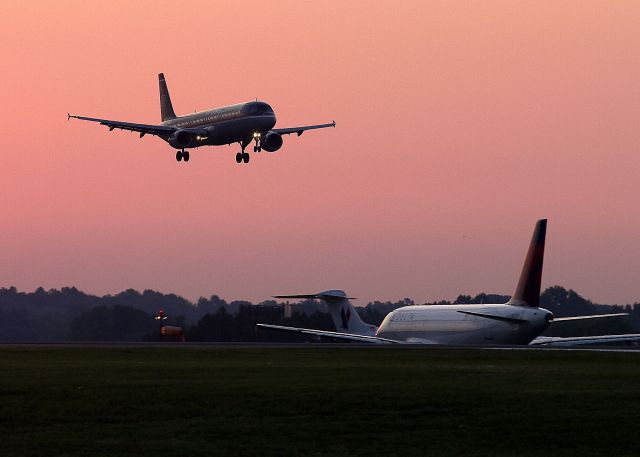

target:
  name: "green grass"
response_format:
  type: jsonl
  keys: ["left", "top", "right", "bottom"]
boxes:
{"left": 1, "top": 346, "right": 639, "bottom": 457}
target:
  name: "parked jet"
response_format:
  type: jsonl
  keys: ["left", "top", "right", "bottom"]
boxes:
{"left": 69, "top": 73, "right": 335, "bottom": 164}
{"left": 258, "top": 220, "right": 636, "bottom": 346}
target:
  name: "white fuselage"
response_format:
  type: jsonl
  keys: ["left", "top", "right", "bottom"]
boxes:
{"left": 376, "top": 304, "right": 553, "bottom": 345}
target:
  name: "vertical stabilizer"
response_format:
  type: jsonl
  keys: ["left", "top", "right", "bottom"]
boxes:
{"left": 158, "top": 73, "right": 176, "bottom": 121}
{"left": 508, "top": 219, "right": 547, "bottom": 307}
{"left": 273, "top": 290, "right": 377, "bottom": 336}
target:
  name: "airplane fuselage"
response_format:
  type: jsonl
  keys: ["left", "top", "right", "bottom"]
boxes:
{"left": 161, "top": 101, "right": 277, "bottom": 148}
{"left": 376, "top": 304, "right": 553, "bottom": 345}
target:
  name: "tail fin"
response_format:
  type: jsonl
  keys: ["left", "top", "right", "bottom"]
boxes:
{"left": 508, "top": 219, "right": 547, "bottom": 307}
{"left": 158, "top": 73, "right": 176, "bottom": 121}
{"left": 274, "top": 290, "right": 377, "bottom": 336}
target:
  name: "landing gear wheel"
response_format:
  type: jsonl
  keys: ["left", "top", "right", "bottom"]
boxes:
{"left": 257, "top": 146, "right": 262, "bottom": 152}
{"left": 236, "top": 152, "right": 243, "bottom": 163}
{"left": 183, "top": 150, "right": 190, "bottom": 162}
{"left": 253, "top": 146, "right": 257, "bottom": 153}
{"left": 242, "top": 153, "right": 250, "bottom": 163}
{"left": 176, "top": 150, "right": 183, "bottom": 162}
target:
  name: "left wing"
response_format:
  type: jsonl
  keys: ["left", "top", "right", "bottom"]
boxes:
{"left": 531, "top": 334, "right": 640, "bottom": 346}
{"left": 68, "top": 114, "right": 177, "bottom": 138}
{"left": 272, "top": 121, "right": 335, "bottom": 137}
{"left": 256, "top": 323, "right": 399, "bottom": 344}
{"left": 457, "top": 310, "right": 529, "bottom": 324}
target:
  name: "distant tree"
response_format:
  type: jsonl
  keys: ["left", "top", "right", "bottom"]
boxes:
{"left": 68, "top": 305, "right": 155, "bottom": 341}
{"left": 1, "top": 285, "right": 637, "bottom": 342}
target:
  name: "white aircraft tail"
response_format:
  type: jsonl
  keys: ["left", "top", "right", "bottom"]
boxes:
{"left": 508, "top": 219, "right": 547, "bottom": 307}
{"left": 274, "top": 290, "right": 377, "bottom": 336}
{"left": 158, "top": 73, "right": 177, "bottom": 121}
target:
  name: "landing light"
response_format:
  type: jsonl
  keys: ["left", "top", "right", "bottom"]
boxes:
{"left": 252, "top": 132, "right": 261, "bottom": 138}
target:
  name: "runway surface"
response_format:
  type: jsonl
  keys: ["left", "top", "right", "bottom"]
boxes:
{"left": 2, "top": 341, "right": 639, "bottom": 352}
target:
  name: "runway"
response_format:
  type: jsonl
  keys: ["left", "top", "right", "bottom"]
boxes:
{"left": 2, "top": 341, "right": 639, "bottom": 352}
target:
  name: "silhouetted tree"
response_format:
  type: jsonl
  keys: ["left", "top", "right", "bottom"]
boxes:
{"left": 68, "top": 305, "right": 155, "bottom": 341}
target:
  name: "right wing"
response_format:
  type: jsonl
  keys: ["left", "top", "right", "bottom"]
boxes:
{"left": 256, "top": 324, "right": 399, "bottom": 344}
{"left": 531, "top": 334, "right": 640, "bottom": 346}
{"left": 272, "top": 121, "right": 336, "bottom": 137}
{"left": 68, "top": 114, "right": 177, "bottom": 138}
{"left": 552, "top": 313, "right": 628, "bottom": 322}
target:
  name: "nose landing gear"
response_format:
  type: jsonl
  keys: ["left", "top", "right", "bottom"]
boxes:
{"left": 252, "top": 132, "right": 262, "bottom": 153}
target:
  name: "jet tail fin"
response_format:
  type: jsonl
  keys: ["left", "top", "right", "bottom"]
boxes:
{"left": 274, "top": 290, "right": 377, "bottom": 336}
{"left": 158, "top": 73, "right": 176, "bottom": 121}
{"left": 508, "top": 219, "right": 547, "bottom": 307}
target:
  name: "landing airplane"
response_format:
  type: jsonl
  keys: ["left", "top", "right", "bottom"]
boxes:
{"left": 258, "top": 220, "right": 638, "bottom": 346}
{"left": 69, "top": 73, "right": 335, "bottom": 164}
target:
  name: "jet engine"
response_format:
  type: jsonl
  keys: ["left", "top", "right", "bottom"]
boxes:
{"left": 168, "top": 129, "right": 193, "bottom": 149}
{"left": 261, "top": 131, "right": 283, "bottom": 153}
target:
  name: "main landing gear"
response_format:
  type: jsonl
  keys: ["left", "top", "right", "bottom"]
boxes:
{"left": 235, "top": 141, "right": 250, "bottom": 164}
{"left": 235, "top": 152, "right": 250, "bottom": 163}
{"left": 175, "top": 149, "right": 190, "bottom": 162}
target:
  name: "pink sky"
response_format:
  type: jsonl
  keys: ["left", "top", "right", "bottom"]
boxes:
{"left": 1, "top": 1, "right": 639, "bottom": 305}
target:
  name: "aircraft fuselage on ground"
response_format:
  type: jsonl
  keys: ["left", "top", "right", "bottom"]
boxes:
{"left": 69, "top": 73, "right": 335, "bottom": 164}
{"left": 375, "top": 303, "right": 551, "bottom": 345}
{"left": 259, "top": 220, "right": 634, "bottom": 346}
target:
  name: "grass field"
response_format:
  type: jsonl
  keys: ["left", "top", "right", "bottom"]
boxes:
{"left": 1, "top": 346, "right": 639, "bottom": 457}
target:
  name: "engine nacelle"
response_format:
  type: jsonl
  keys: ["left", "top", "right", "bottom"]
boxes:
{"left": 262, "top": 131, "right": 283, "bottom": 153}
{"left": 168, "top": 130, "right": 193, "bottom": 149}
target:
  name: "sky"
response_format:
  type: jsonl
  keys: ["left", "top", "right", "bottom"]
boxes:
{"left": 0, "top": 1, "right": 639, "bottom": 305}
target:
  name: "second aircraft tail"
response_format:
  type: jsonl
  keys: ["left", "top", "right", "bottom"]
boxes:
{"left": 274, "top": 290, "right": 377, "bottom": 336}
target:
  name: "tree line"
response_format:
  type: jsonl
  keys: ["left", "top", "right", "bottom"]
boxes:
{"left": 0, "top": 285, "right": 637, "bottom": 342}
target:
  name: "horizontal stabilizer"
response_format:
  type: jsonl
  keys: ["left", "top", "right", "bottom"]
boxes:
{"left": 457, "top": 310, "right": 529, "bottom": 324}
{"left": 552, "top": 313, "right": 628, "bottom": 322}
{"left": 274, "top": 290, "right": 356, "bottom": 301}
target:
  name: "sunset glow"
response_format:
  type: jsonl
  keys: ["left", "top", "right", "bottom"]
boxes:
{"left": 1, "top": 1, "right": 639, "bottom": 304}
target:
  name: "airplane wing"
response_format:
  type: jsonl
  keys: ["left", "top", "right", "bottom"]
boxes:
{"left": 531, "top": 334, "right": 640, "bottom": 346}
{"left": 551, "top": 313, "right": 628, "bottom": 322}
{"left": 256, "top": 323, "right": 399, "bottom": 344}
{"left": 68, "top": 114, "right": 177, "bottom": 138}
{"left": 457, "top": 310, "right": 530, "bottom": 324}
{"left": 272, "top": 121, "right": 336, "bottom": 137}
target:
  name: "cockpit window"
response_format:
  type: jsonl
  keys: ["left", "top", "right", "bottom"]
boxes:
{"left": 245, "top": 102, "right": 274, "bottom": 116}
